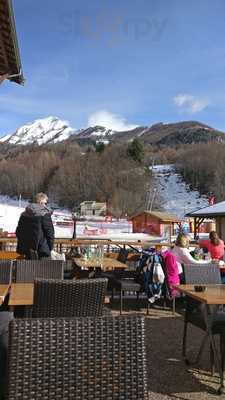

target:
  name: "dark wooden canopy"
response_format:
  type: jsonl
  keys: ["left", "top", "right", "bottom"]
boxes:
{"left": 0, "top": 0, "right": 24, "bottom": 84}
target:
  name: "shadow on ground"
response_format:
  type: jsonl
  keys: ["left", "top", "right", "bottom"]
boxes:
{"left": 109, "top": 298, "right": 222, "bottom": 399}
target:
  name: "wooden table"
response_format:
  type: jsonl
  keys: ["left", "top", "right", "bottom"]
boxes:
{"left": 175, "top": 284, "right": 225, "bottom": 394}
{"left": 0, "top": 284, "right": 9, "bottom": 305}
{"left": 9, "top": 283, "right": 34, "bottom": 306}
{"left": 73, "top": 257, "right": 127, "bottom": 271}
{"left": 175, "top": 284, "right": 225, "bottom": 304}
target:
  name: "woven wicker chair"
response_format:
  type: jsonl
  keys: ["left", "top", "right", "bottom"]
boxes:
{"left": 7, "top": 317, "right": 148, "bottom": 400}
{"left": 15, "top": 259, "right": 64, "bottom": 282}
{"left": 32, "top": 278, "right": 108, "bottom": 317}
{"left": 0, "top": 311, "right": 13, "bottom": 398}
{"left": 0, "top": 260, "right": 12, "bottom": 284}
{"left": 183, "top": 263, "right": 221, "bottom": 285}
{"left": 182, "top": 263, "right": 221, "bottom": 365}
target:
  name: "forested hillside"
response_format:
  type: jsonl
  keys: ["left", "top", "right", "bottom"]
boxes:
{"left": 175, "top": 142, "right": 225, "bottom": 201}
{"left": 0, "top": 141, "right": 152, "bottom": 217}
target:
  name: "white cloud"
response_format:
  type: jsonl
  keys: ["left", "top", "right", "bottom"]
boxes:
{"left": 174, "top": 94, "right": 210, "bottom": 114}
{"left": 87, "top": 110, "right": 138, "bottom": 131}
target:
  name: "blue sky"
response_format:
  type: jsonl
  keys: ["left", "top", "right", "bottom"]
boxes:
{"left": 1, "top": 0, "right": 225, "bottom": 134}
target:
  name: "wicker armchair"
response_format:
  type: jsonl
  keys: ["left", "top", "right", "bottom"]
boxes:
{"left": 0, "top": 260, "right": 12, "bottom": 284}
{"left": 183, "top": 263, "right": 221, "bottom": 285}
{"left": 182, "top": 263, "right": 221, "bottom": 365}
{"left": 32, "top": 278, "right": 108, "bottom": 317}
{"left": 7, "top": 317, "right": 148, "bottom": 400}
{"left": 0, "top": 311, "right": 13, "bottom": 399}
{"left": 15, "top": 259, "right": 64, "bottom": 282}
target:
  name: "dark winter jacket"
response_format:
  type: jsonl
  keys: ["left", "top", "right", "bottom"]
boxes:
{"left": 16, "top": 203, "right": 55, "bottom": 258}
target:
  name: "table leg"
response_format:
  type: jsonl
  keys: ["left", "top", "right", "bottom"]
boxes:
{"left": 188, "top": 332, "right": 209, "bottom": 366}
{"left": 202, "top": 305, "right": 224, "bottom": 394}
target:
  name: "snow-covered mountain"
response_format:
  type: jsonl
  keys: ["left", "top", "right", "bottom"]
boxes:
{"left": 0, "top": 116, "right": 76, "bottom": 145}
{"left": 72, "top": 120, "right": 225, "bottom": 145}
{"left": 0, "top": 117, "right": 117, "bottom": 146}
{"left": 1, "top": 116, "right": 224, "bottom": 146}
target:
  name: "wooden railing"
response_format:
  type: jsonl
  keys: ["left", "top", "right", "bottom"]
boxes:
{"left": 0, "top": 237, "right": 172, "bottom": 253}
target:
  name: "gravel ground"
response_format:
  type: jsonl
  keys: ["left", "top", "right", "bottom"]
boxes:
{"left": 110, "top": 299, "right": 224, "bottom": 399}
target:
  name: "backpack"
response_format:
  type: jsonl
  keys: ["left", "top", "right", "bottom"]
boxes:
{"left": 136, "top": 252, "right": 165, "bottom": 302}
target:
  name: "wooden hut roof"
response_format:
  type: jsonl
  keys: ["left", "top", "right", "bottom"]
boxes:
{"left": 131, "top": 210, "right": 181, "bottom": 222}
{"left": 0, "top": 0, "right": 24, "bottom": 84}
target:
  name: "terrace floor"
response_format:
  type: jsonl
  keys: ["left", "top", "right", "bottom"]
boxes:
{"left": 110, "top": 299, "right": 223, "bottom": 400}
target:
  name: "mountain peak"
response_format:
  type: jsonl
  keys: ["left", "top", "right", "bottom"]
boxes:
{"left": 0, "top": 116, "right": 76, "bottom": 145}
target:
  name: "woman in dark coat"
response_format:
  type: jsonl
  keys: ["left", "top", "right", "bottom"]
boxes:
{"left": 16, "top": 192, "right": 54, "bottom": 259}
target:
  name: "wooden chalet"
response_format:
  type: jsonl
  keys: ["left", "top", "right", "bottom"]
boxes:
{"left": 131, "top": 210, "right": 181, "bottom": 240}
{"left": 80, "top": 201, "right": 107, "bottom": 217}
{"left": 0, "top": 0, "right": 24, "bottom": 85}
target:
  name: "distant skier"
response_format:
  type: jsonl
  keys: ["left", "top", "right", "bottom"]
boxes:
{"left": 208, "top": 194, "right": 216, "bottom": 206}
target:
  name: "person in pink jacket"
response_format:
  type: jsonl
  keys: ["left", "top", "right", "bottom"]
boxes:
{"left": 162, "top": 250, "right": 180, "bottom": 297}
{"left": 199, "top": 231, "right": 224, "bottom": 261}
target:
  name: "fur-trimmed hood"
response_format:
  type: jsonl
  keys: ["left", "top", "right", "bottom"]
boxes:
{"left": 23, "top": 203, "right": 52, "bottom": 217}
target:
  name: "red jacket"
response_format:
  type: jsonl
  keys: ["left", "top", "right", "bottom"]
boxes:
{"left": 199, "top": 239, "right": 224, "bottom": 260}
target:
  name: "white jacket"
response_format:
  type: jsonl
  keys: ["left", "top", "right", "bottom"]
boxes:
{"left": 172, "top": 246, "right": 208, "bottom": 274}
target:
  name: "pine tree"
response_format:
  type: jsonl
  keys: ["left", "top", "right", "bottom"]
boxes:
{"left": 127, "top": 138, "right": 144, "bottom": 163}
{"left": 95, "top": 142, "right": 105, "bottom": 153}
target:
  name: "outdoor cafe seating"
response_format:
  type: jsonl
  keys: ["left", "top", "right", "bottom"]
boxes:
{"left": 106, "top": 248, "right": 177, "bottom": 315}
{"left": 3, "top": 242, "right": 225, "bottom": 397}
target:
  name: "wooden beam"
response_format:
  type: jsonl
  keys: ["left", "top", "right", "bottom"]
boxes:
{"left": 194, "top": 218, "right": 197, "bottom": 239}
{"left": 0, "top": 0, "right": 24, "bottom": 84}
{"left": 193, "top": 217, "right": 205, "bottom": 239}
{"left": 0, "top": 25, "right": 9, "bottom": 72}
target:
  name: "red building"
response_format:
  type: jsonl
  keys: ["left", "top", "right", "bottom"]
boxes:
{"left": 131, "top": 211, "right": 181, "bottom": 240}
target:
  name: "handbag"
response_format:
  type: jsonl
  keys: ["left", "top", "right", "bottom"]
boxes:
{"left": 51, "top": 250, "right": 65, "bottom": 261}
{"left": 153, "top": 261, "right": 165, "bottom": 284}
